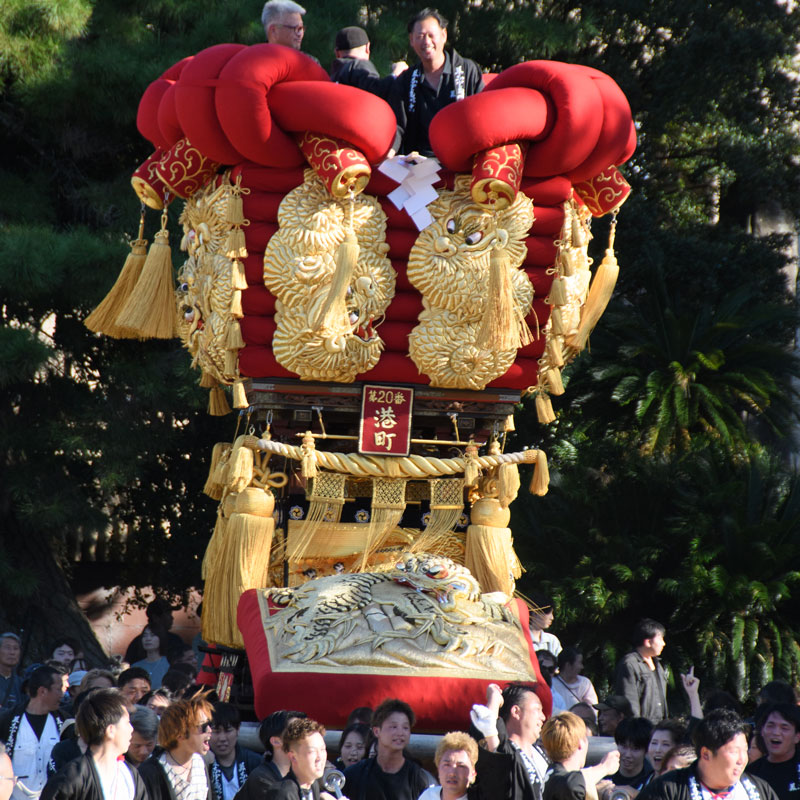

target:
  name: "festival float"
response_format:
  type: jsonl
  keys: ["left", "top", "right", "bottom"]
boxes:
{"left": 86, "top": 42, "right": 635, "bottom": 732}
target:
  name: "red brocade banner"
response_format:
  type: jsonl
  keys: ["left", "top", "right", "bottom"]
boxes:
{"left": 470, "top": 143, "right": 528, "bottom": 209}
{"left": 297, "top": 131, "right": 371, "bottom": 198}
{"left": 572, "top": 165, "right": 632, "bottom": 216}
{"left": 154, "top": 138, "right": 221, "bottom": 200}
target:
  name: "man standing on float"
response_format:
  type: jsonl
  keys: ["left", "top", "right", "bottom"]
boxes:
{"left": 390, "top": 7, "right": 483, "bottom": 156}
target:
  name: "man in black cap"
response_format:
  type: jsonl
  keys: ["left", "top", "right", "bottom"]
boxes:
{"left": 594, "top": 696, "right": 633, "bottom": 738}
{"left": 330, "top": 26, "right": 407, "bottom": 100}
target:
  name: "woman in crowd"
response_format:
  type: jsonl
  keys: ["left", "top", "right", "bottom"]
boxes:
{"left": 142, "top": 689, "right": 172, "bottom": 717}
{"left": 418, "top": 731, "right": 479, "bottom": 800}
{"left": 646, "top": 720, "right": 686, "bottom": 777}
{"left": 551, "top": 648, "right": 598, "bottom": 716}
{"left": 139, "top": 694, "right": 214, "bottom": 800}
{"left": 335, "top": 723, "right": 369, "bottom": 770}
{"left": 132, "top": 624, "right": 171, "bottom": 690}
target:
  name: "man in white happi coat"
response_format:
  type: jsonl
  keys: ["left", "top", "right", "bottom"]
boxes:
{"left": 0, "top": 665, "right": 66, "bottom": 800}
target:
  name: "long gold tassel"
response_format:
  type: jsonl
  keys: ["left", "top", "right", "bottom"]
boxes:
{"left": 116, "top": 206, "right": 176, "bottom": 339}
{"left": 529, "top": 449, "right": 550, "bottom": 496}
{"left": 465, "top": 523, "right": 516, "bottom": 595}
{"left": 232, "top": 379, "right": 248, "bottom": 409}
{"left": 567, "top": 214, "right": 620, "bottom": 351}
{"left": 476, "top": 232, "right": 533, "bottom": 352}
{"left": 227, "top": 435, "right": 254, "bottom": 492}
{"left": 497, "top": 463, "right": 521, "bottom": 509}
{"left": 85, "top": 208, "right": 148, "bottom": 338}
{"left": 225, "top": 487, "right": 275, "bottom": 646}
{"left": 208, "top": 385, "right": 232, "bottom": 416}
{"left": 360, "top": 477, "right": 406, "bottom": 571}
{"left": 202, "top": 492, "right": 238, "bottom": 644}
{"left": 313, "top": 230, "right": 359, "bottom": 336}
{"left": 287, "top": 471, "right": 347, "bottom": 562}
{"left": 201, "top": 504, "right": 226, "bottom": 580}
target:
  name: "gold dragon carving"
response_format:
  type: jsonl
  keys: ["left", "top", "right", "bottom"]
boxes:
{"left": 259, "top": 554, "right": 536, "bottom": 679}
{"left": 407, "top": 175, "right": 535, "bottom": 390}
{"left": 263, "top": 170, "right": 395, "bottom": 382}
{"left": 175, "top": 180, "right": 235, "bottom": 383}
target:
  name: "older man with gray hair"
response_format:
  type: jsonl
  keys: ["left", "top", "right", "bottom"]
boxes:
{"left": 261, "top": 1, "right": 306, "bottom": 49}
{"left": 125, "top": 706, "right": 160, "bottom": 767}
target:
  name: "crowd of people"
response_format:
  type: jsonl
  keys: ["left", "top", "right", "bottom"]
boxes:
{"left": 0, "top": 597, "right": 798, "bottom": 800}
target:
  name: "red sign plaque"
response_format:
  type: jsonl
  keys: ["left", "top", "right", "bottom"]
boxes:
{"left": 359, "top": 385, "right": 414, "bottom": 456}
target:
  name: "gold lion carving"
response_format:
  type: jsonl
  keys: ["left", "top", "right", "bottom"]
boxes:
{"left": 407, "top": 175, "right": 535, "bottom": 390}
{"left": 175, "top": 180, "right": 234, "bottom": 382}
{"left": 263, "top": 171, "right": 395, "bottom": 382}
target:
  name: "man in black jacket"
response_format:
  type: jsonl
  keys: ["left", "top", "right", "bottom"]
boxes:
{"left": 330, "top": 27, "right": 407, "bottom": 100}
{"left": 40, "top": 688, "right": 147, "bottom": 800}
{"left": 210, "top": 703, "right": 262, "bottom": 800}
{"left": 343, "top": 699, "right": 434, "bottom": 800}
{"left": 639, "top": 710, "right": 778, "bottom": 800}
{"left": 614, "top": 619, "right": 669, "bottom": 724}
{"left": 389, "top": 8, "right": 483, "bottom": 156}
{"left": 263, "top": 718, "right": 327, "bottom": 800}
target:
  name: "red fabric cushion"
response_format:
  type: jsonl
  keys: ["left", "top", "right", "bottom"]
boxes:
{"left": 486, "top": 61, "right": 604, "bottom": 177}
{"left": 430, "top": 87, "right": 551, "bottom": 172}
{"left": 238, "top": 588, "right": 552, "bottom": 730}
{"left": 174, "top": 43, "right": 248, "bottom": 165}
{"left": 269, "top": 82, "right": 396, "bottom": 164}
{"left": 237, "top": 346, "right": 297, "bottom": 378}
{"left": 244, "top": 222, "right": 279, "bottom": 253}
{"left": 240, "top": 315, "right": 276, "bottom": 345}
{"left": 215, "top": 44, "right": 329, "bottom": 167}
{"left": 137, "top": 57, "right": 192, "bottom": 149}
{"left": 242, "top": 192, "right": 284, "bottom": 222}
{"left": 231, "top": 163, "right": 306, "bottom": 193}
{"left": 157, "top": 82, "right": 185, "bottom": 149}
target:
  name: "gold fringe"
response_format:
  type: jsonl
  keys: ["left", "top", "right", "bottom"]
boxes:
{"left": 288, "top": 471, "right": 347, "bottom": 562}
{"left": 208, "top": 386, "right": 232, "bottom": 416}
{"left": 567, "top": 219, "right": 619, "bottom": 351}
{"left": 231, "top": 260, "right": 249, "bottom": 291}
{"left": 84, "top": 238, "right": 148, "bottom": 338}
{"left": 224, "top": 348, "right": 238, "bottom": 378}
{"left": 204, "top": 442, "right": 232, "bottom": 499}
{"left": 232, "top": 379, "right": 248, "bottom": 409}
{"left": 115, "top": 223, "right": 176, "bottom": 339}
{"left": 313, "top": 231, "right": 358, "bottom": 335}
{"left": 360, "top": 477, "right": 406, "bottom": 571}
{"left": 202, "top": 492, "right": 238, "bottom": 645}
{"left": 535, "top": 393, "right": 556, "bottom": 424}
{"left": 200, "top": 371, "right": 217, "bottom": 389}
{"left": 530, "top": 449, "right": 550, "bottom": 496}
{"left": 226, "top": 194, "right": 245, "bottom": 227}
{"left": 412, "top": 478, "right": 464, "bottom": 553}
{"left": 465, "top": 524, "right": 516, "bottom": 595}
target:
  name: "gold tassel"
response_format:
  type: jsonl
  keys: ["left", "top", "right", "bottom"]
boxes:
{"left": 225, "top": 227, "right": 248, "bottom": 259}
{"left": 547, "top": 336, "right": 564, "bottom": 367}
{"left": 230, "top": 290, "right": 243, "bottom": 319}
{"left": 503, "top": 414, "right": 515, "bottom": 432}
{"left": 204, "top": 442, "right": 232, "bottom": 499}
{"left": 529, "top": 449, "right": 550, "bottom": 496}
{"left": 313, "top": 230, "right": 358, "bottom": 335}
{"left": 535, "top": 393, "right": 556, "bottom": 424}
{"left": 567, "top": 216, "right": 620, "bottom": 351}
{"left": 497, "top": 463, "right": 520, "bottom": 509}
{"left": 116, "top": 207, "right": 176, "bottom": 339}
{"left": 227, "top": 435, "right": 254, "bottom": 492}
{"left": 224, "top": 348, "right": 238, "bottom": 377}
{"left": 226, "top": 193, "right": 245, "bottom": 226}
{"left": 201, "top": 505, "right": 226, "bottom": 580}
{"left": 212, "top": 446, "right": 232, "bottom": 486}
{"left": 233, "top": 379, "right": 248, "bottom": 409}
{"left": 463, "top": 442, "right": 481, "bottom": 486}
{"left": 225, "top": 319, "right": 246, "bottom": 349}
{"left": 231, "top": 260, "right": 249, "bottom": 291}
{"left": 301, "top": 431, "right": 317, "bottom": 478}
{"left": 548, "top": 276, "right": 567, "bottom": 306}
{"left": 360, "top": 477, "right": 406, "bottom": 571}
{"left": 465, "top": 523, "right": 516, "bottom": 595}
{"left": 202, "top": 492, "right": 238, "bottom": 644}
{"left": 208, "top": 385, "right": 232, "bottom": 416}
{"left": 226, "top": 487, "right": 275, "bottom": 647}
{"left": 549, "top": 306, "right": 564, "bottom": 336}
{"left": 85, "top": 210, "right": 148, "bottom": 339}
{"left": 412, "top": 478, "right": 464, "bottom": 553}
{"left": 545, "top": 367, "right": 564, "bottom": 395}
{"left": 200, "top": 371, "right": 217, "bottom": 389}
{"left": 287, "top": 471, "right": 347, "bottom": 562}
